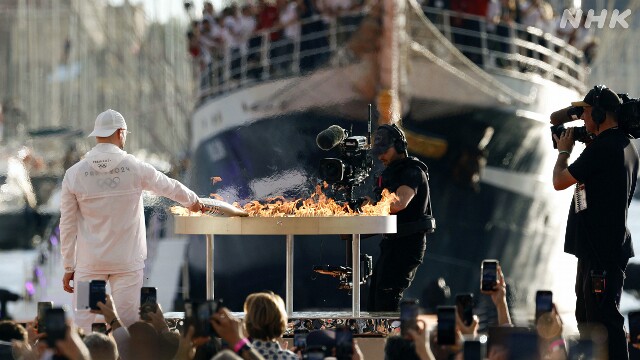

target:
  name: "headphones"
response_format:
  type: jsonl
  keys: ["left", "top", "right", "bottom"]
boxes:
{"left": 591, "top": 85, "right": 607, "bottom": 125}
{"left": 379, "top": 124, "right": 408, "bottom": 155}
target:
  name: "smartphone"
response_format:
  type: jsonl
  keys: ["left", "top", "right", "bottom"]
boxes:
{"left": 293, "top": 329, "right": 309, "bottom": 349}
{"left": 75, "top": 281, "right": 90, "bottom": 311}
{"left": 629, "top": 311, "right": 640, "bottom": 344}
{"left": 89, "top": 280, "right": 106, "bottom": 310}
{"left": 185, "top": 299, "right": 223, "bottom": 337}
{"left": 535, "top": 290, "right": 553, "bottom": 322}
{"left": 456, "top": 293, "right": 474, "bottom": 326}
{"left": 481, "top": 260, "right": 499, "bottom": 291}
{"left": 44, "top": 307, "right": 66, "bottom": 347}
{"left": 463, "top": 339, "right": 482, "bottom": 360}
{"left": 140, "top": 287, "right": 158, "bottom": 321}
{"left": 400, "top": 298, "right": 420, "bottom": 337}
{"left": 335, "top": 327, "right": 353, "bottom": 360}
{"left": 437, "top": 306, "right": 457, "bottom": 346}
{"left": 37, "top": 301, "right": 53, "bottom": 333}
{"left": 91, "top": 323, "right": 107, "bottom": 334}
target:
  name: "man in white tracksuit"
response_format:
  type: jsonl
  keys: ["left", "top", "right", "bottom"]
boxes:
{"left": 60, "top": 109, "right": 203, "bottom": 332}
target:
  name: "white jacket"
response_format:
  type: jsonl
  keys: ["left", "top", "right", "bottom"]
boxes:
{"left": 59, "top": 143, "right": 198, "bottom": 274}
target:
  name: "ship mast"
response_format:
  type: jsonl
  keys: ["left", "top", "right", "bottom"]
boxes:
{"left": 377, "top": 0, "right": 406, "bottom": 126}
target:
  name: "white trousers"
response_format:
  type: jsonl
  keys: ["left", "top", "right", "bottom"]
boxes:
{"left": 73, "top": 269, "right": 143, "bottom": 333}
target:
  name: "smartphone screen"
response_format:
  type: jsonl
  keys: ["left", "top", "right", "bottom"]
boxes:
{"left": 535, "top": 290, "right": 553, "bottom": 322}
{"left": 89, "top": 280, "right": 106, "bottom": 310}
{"left": 335, "top": 327, "right": 353, "bottom": 360}
{"left": 91, "top": 323, "right": 108, "bottom": 334}
{"left": 75, "top": 281, "right": 90, "bottom": 311}
{"left": 37, "top": 301, "right": 53, "bottom": 333}
{"left": 629, "top": 311, "right": 640, "bottom": 344}
{"left": 293, "top": 329, "right": 308, "bottom": 349}
{"left": 437, "top": 306, "right": 457, "bottom": 345}
{"left": 140, "top": 287, "right": 158, "bottom": 321}
{"left": 481, "top": 260, "right": 499, "bottom": 291}
{"left": 44, "top": 308, "right": 66, "bottom": 347}
{"left": 456, "top": 293, "right": 474, "bottom": 326}
{"left": 400, "top": 298, "right": 420, "bottom": 337}
{"left": 463, "top": 339, "right": 482, "bottom": 360}
{"left": 191, "top": 299, "right": 222, "bottom": 337}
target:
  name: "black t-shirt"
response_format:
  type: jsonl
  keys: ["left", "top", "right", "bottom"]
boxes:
{"left": 565, "top": 128, "right": 638, "bottom": 267}
{"left": 379, "top": 157, "right": 430, "bottom": 225}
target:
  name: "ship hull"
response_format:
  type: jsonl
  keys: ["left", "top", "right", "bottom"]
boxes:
{"left": 183, "top": 78, "right": 574, "bottom": 314}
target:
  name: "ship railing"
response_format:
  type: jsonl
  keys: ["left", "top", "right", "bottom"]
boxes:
{"left": 194, "top": 10, "right": 365, "bottom": 101}
{"left": 417, "top": 6, "right": 587, "bottom": 92}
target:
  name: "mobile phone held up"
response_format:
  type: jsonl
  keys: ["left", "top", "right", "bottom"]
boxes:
{"left": 89, "top": 280, "right": 106, "bottom": 310}
{"left": 400, "top": 298, "right": 420, "bottom": 337}
{"left": 456, "top": 293, "right": 474, "bottom": 326}
{"left": 481, "top": 259, "right": 499, "bottom": 292}
{"left": 140, "top": 287, "right": 158, "bottom": 321}
{"left": 44, "top": 307, "right": 66, "bottom": 347}
{"left": 184, "top": 299, "right": 223, "bottom": 337}
{"left": 37, "top": 301, "right": 53, "bottom": 333}
{"left": 535, "top": 290, "right": 553, "bottom": 322}
{"left": 92, "top": 323, "right": 108, "bottom": 334}
{"left": 437, "top": 306, "right": 457, "bottom": 346}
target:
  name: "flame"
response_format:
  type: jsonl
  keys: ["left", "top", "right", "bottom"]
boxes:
{"left": 171, "top": 185, "right": 398, "bottom": 217}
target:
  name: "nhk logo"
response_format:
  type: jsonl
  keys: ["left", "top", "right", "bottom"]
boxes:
{"left": 560, "top": 9, "right": 631, "bottom": 29}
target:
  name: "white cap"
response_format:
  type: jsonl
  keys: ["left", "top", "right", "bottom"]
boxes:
{"left": 88, "top": 109, "right": 127, "bottom": 137}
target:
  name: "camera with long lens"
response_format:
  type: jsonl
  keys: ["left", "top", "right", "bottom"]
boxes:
{"left": 550, "top": 124, "right": 591, "bottom": 148}
{"left": 550, "top": 95, "right": 640, "bottom": 148}
{"left": 317, "top": 125, "right": 373, "bottom": 194}
{"left": 319, "top": 136, "right": 372, "bottom": 186}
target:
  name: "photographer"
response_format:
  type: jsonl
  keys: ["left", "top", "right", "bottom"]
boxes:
{"left": 551, "top": 85, "right": 639, "bottom": 360}
{"left": 367, "top": 124, "right": 435, "bottom": 312}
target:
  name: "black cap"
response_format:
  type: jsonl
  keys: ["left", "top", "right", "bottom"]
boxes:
{"left": 370, "top": 127, "right": 395, "bottom": 156}
{"left": 571, "top": 86, "right": 621, "bottom": 112}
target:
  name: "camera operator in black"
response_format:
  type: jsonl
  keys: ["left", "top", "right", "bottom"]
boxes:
{"left": 368, "top": 124, "right": 435, "bottom": 312}
{"left": 552, "top": 85, "right": 639, "bottom": 360}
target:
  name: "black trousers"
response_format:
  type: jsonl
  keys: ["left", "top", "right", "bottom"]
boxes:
{"left": 575, "top": 258, "right": 628, "bottom": 360}
{"left": 367, "top": 233, "right": 426, "bottom": 312}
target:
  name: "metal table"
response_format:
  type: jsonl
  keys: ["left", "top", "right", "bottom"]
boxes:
{"left": 174, "top": 215, "right": 396, "bottom": 317}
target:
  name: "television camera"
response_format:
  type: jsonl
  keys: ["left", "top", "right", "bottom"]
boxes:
{"left": 550, "top": 93, "right": 640, "bottom": 148}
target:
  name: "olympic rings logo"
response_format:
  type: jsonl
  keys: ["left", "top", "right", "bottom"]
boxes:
{"left": 97, "top": 177, "right": 121, "bottom": 189}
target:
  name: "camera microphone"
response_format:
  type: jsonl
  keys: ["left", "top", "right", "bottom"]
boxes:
{"left": 316, "top": 125, "right": 348, "bottom": 150}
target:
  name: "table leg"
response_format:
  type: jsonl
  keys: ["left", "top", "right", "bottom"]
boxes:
{"left": 206, "top": 234, "right": 214, "bottom": 300}
{"left": 352, "top": 233, "right": 360, "bottom": 317}
{"left": 286, "top": 234, "right": 294, "bottom": 316}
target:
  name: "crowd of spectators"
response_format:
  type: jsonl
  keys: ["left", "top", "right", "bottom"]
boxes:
{"left": 186, "top": 0, "right": 367, "bottom": 94}
{"left": 3, "top": 260, "right": 640, "bottom": 359}
{"left": 185, "top": 0, "right": 595, "bottom": 97}
{"left": 424, "top": 0, "right": 597, "bottom": 69}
